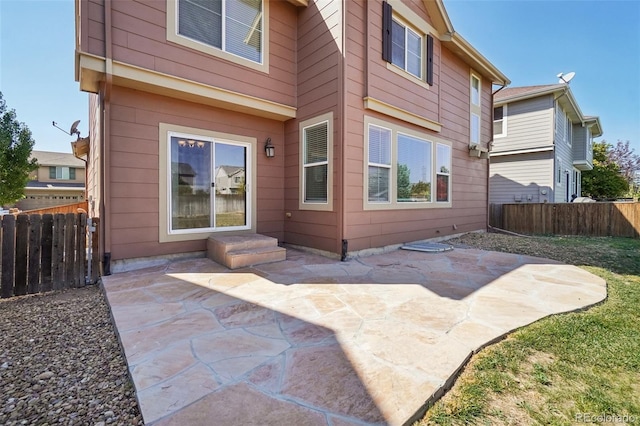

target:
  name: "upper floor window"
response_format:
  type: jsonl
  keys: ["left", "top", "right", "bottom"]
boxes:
{"left": 49, "top": 167, "right": 76, "bottom": 180}
{"left": 391, "top": 18, "right": 422, "bottom": 79}
{"left": 470, "top": 72, "right": 482, "bottom": 146}
{"left": 566, "top": 117, "right": 572, "bottom": 146}
{"left": 493, "top": 105, "right": 506, "bottom": 137}
{"left": 382, "top": 1, "right": 433, "bottom": 86}
{"left": 471, "top": 75, "right": 481, "bottom": 106}
{"left": 176, "top": 0, "right": 263, "bottom": 64}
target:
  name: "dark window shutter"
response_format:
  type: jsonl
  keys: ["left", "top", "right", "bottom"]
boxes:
{"left": 49, "top": 167, "right": 56, "bottom": 179}
{"left": 70, "top": 168, "right": 76, "bottom": 180}
{"left": 426, "top": 34, "right": 434, "bottom": 86}
{"left": 382, "top": 1, "right": 392, "bottom": 62}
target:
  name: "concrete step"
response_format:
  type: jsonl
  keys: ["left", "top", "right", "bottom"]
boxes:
{"left": 207, "top": 234, "right": 286, "bottom": 269}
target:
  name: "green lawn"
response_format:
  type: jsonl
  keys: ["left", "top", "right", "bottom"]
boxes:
{"left": 417, "top": 235, "right": 640, "bottom": 425}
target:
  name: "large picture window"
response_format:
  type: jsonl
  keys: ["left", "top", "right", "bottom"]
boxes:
{"left": 365, "top": 118, "right": 452, "bottom": 209}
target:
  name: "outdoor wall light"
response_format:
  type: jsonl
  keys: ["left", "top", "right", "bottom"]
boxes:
{"left": 264, "top": 137, "right": 275, "bottom": 158}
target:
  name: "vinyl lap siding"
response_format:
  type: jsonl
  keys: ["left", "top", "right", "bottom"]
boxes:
{"left": 489, "top": 152, "right": 554, "bottom": 204}
{"left": 554, "top": 105, "right": 573, "bottom": 202}
{"left": 492, "top": 96, "right": 554, "bottom": 153}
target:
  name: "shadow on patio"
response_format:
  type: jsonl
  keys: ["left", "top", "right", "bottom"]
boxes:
{"left": 102, "top": 247, "right": 606, "bottom": 425}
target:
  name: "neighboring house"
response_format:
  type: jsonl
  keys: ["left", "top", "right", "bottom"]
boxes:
{"left": 16, "top": 151, "right": 86, "bottom": 211}
{"left": 74, "top": 0, "right": 508, "bottom": 270}
{"left": 215, "top": 166, "right": 245, "bottom": 195}
{"left": 490, "top": 84, "right": 602, "bottom": 204}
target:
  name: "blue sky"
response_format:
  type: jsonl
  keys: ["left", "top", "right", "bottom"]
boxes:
{"left": 444, "top": 0, "right": 640, "bottom": 153}
{"left": 0, "top": 0, "right": 639, "bottom": 154}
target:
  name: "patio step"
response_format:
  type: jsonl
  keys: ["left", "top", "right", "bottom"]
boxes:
{"left": 207, "top": 234, "right": 286, "bottom": 269}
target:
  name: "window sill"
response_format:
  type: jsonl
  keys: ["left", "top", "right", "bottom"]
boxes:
{"left": 386, "top": 63, "right": 429, "bottom": 90}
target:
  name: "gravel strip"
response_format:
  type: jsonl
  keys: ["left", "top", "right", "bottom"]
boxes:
{"left": 0, "top": 285, "right": 142, "bottom": 426}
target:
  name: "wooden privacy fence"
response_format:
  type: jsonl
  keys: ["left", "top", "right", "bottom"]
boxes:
{"left": 490, "top": 202, "right": 640, "bottom": 238}
{"left": 0, "top": 213, "right": 100, "bottom": 299}
{"left": 19, "top": 201, "right": 89, "bottom": 216}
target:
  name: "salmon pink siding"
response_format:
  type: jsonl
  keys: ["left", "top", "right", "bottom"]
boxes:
{"left": 80, "top": 0, "right": 298, "bottom": 107}
{"left": 342, "top": 1, "right": 492, "bottom": 252}
{"left": 105, "top": 86, "right": 285, "bottom": 261}
{"left": 77, "top": 0, "right": 505, "bottom": 263}
{"left": 283, "top": 0, "right": 342, "bottom": 254}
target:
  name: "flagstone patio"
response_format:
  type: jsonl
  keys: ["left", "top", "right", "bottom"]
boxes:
{"left": 101, "top": 246, "right": 606, "bottom": 425}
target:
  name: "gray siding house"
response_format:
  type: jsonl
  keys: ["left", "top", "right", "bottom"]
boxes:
{"left": 490, "top": 84, "right": 602, "bottom": 204}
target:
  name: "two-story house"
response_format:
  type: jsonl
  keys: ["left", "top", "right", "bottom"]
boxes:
{"left": 74, "top": 0, "right": 508, "bottom": 271}
{"left": 490, "top": 84, "right": 602, "bottom": 204}
{"left": 16, "top": 151, "right": 86, "bottom": 211}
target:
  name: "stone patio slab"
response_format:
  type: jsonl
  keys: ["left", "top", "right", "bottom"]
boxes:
{"left": 101, "top": 246, "right": 606, "bottom": 425}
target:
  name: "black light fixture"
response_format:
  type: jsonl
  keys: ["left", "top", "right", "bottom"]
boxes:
{"left": 264, "top": 137, "right": 275, "bottom": 158}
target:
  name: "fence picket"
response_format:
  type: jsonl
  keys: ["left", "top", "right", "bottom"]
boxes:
{"left": 52, "top": 214, "right": 65, "bottom": 290}
{"left": 28, "top": 214, "right": 42, "bottom": 293}
{"left": 496, "top": 202, "right": 640, "bottom": 238}
{"left": 14, "top": 215, "right": 29, "bottom": 296}
{"left": 76, "top": 213, "right": 87, "bottom": 287}
{"left": 1, "top": 215, "right": 16, "bottom": 298}
{"left": 41, "top": 214, "right": 53, "bottom": 292}
{"left": 64, "top": 213, "right": 75, "bottom": 288}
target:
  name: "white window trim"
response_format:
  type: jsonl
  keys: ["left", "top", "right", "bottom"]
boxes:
{"left": 566, "top": 116, "right": 572, "bottom": 147}
{"left": 299, "top": 112, "right": 334, "bottom": 211}
{"left": 158, "top": 123, "right": 257, "bottom": 243}
{"left": 363, "top": 116, "right": 452, "bottom": 210}
{"left": 470, "top": 74, "right": 481, "bottom": 108}
{"left": 166, "top": 0, "right": 269, "bottom": 73}
{"left": 494, "top": 104, "right": 507, "bottom": 138}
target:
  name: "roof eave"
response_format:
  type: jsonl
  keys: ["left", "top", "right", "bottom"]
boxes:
{"left": 441, "top": 32, "right": 510, "bottom": 86}
{"left": 494, "top": 86, "right": 565, "bottom": 105}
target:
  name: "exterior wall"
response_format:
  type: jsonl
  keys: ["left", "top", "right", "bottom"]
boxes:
{"left": 341, "top": 0, "right": 492, "bottom": 253}
{"left": 489, "top": 151, "right": 554, "bottom": 204}
{"left": 572, "top": 124, "right": 593, "bottom": 168}
{"left": 283, "top": 0, "right": 342, "bottom": 254}
{"left": 106, "top": 86, "right": 285, "bottom": 261}
{"left": 87, "top": 93, "right": 102, "bottom": 218}
{"left": 80, "top": 0, "right": 297, "bottom": 108}
{"left": 492, "top": 95, "right": 554, "bottom": 153}
{"left": 554, "top": 104, "right": 573, "bottom": 202}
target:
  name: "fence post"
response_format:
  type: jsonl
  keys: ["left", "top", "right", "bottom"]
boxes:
{"left": 1, "top": 215, "right": 16, "bottom": 298}
{"left": 41, "top": 214, "right": 53, "bottom": 292}
{"left": 14, "top": 215, "right": 29, "bottom": 296}
{"left": 91, "top": 218, "right": 100, "bottom": 283}
{"left": 76, "top": 213, "right": 87, "bottom": 287}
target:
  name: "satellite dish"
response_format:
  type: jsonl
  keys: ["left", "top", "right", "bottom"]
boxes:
{"left": 69, "top": 120, "right": 81, "bottom": 136}
{"left": 557, "top": 71, "right": 575, "bottom": 84}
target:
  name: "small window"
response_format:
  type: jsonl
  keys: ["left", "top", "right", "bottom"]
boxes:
{"left": 436, "top": 144, "right": 451, "bottom": 202}
{"left": 471, "top": 114, "right": 480, "bottom": 145}
{"left": 471, "top": 75, "right": 480, "bottom": 106}
{"left": 494, "top": 106, "right": 506, "bottom": 137}
{"left": 368, "top": 125, "right": 392, "bottom": 203}
{"left": 557, "top": 159, "right": 562, "bottom": 184}
{"left": 177, "top": 0, "right": 263, "bottom": 64}
{"left": 470, "top": 73, "right": 482, "bottom": 146}
{"left": 299, "top": 112, "right": 333, "bottom": 211}
{"left": 303, "top": 121, "right": 329, "bottom": 204}
{"left": 566, "top": 117, "right": 572, "bottom": 146}
{"left": 50, "top": 166, "right": 73, "bottom": 180}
